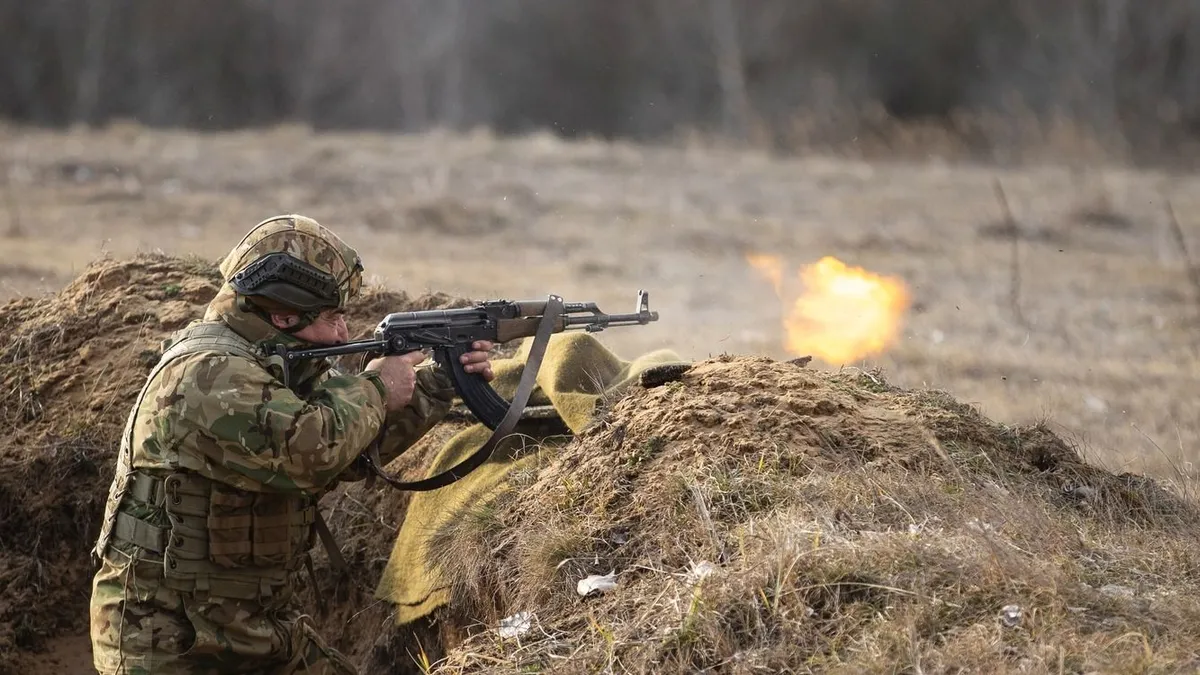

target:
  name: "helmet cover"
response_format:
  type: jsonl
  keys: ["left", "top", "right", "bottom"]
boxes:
{"left": 220, "top": 215, "right": 363, "bottom": 312}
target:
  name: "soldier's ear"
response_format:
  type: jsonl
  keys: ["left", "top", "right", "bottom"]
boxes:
{"left": 269, "top": 313, "right": 301, "bottom": 329}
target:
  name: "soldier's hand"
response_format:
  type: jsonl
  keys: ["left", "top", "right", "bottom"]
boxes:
{"left": 459, "top": 340, "right": 496, "bottom": 382}
{"left": 365, "top": 350, "right": 430, "bottom": 411}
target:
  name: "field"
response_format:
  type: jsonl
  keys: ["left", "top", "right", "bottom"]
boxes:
{"left": 3, "top": 122, "right": 1196, "bottom": 479}
{"left": 2, "top": 122, "right": 1200, "bottom": 673}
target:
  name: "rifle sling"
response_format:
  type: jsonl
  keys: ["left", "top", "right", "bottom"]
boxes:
{"left": 361, "top": 295, "right": 564, "bottom": 492}
{"left": 313, "top": 510, "right": 349, "bottom": 571}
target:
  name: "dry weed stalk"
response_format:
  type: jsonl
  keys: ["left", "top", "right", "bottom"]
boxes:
{"left": 1161, "top": 198, "right": 1200, "bottom": 323}
{"left": 3, "top": 169, "right": 21, "bottom": 238}
{"left": 992, "top": 178, "right": 1029, "bottom": 329}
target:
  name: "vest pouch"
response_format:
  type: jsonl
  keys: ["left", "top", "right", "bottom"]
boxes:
{"left": 206, "top": 483, "right": 256, "bottom": 568}
{"left": 250, "top": 494, "right": 296, "bottom": 567}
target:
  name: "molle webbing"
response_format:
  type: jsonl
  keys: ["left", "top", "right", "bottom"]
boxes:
{"left": 114, "top": 470, "right": 317, "bottom": 601}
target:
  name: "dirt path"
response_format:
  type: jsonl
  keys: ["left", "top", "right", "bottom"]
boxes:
{"left": 1, "top": 123, "right": 1196, "bottom": 478}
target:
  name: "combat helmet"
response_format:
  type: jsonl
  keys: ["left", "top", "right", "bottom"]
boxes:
{"left": 219, "top": 214, "right": 363, "bottom": 329}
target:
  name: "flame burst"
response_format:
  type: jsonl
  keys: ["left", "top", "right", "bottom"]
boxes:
{"left": 746, "top": 254, "right": 910, "bottom": 364}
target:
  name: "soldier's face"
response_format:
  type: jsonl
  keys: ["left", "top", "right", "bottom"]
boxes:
{"left": 274, "top": 309, "right": 350, "bottom": 345}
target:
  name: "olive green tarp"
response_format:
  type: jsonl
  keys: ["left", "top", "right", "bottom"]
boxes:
{"left": 373, "top": 332, "right": 687, "bottom": 625}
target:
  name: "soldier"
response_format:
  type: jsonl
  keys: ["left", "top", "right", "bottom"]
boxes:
{"left": 89, "top": 215, "right": 494, "bottom": 674}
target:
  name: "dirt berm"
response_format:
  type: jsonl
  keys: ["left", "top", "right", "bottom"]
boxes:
{"left": 2, "top": 255, "right": 1199, "bottom": 674}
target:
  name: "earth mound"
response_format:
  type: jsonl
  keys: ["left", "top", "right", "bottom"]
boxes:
{"left": 0, "top": 254, "right": 221, "bottom": 671}
{"left": 4, "top": 255, "right": 1199, "bottom": 674}
{"left": 421, "top": 358, "right": 1200, "bottom": 673}
{"left": 0, "top": 253, "right": 472, "bottom": 673}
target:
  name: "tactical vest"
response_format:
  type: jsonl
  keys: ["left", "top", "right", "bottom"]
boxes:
{"left": 93, "top": 321, "right": 326, "bottom": 601}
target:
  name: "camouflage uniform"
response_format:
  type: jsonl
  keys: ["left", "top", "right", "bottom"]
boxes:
{"left": 89, "top": 216, "right": 456, "bottom": 674}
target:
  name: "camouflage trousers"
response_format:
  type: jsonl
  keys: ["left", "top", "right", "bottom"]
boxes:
{"left": 90, "top": 550, "right": 357, "bottom": 675}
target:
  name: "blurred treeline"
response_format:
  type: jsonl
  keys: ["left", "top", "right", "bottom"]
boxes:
{"left": 2, "top": 0, "right": 1199, "bottom": 159}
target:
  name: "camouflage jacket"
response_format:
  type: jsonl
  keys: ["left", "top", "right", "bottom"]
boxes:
{"left": 92, "top": 284, "right": 455, "bottom": 570}
{"left": 140, "top": 285, "right": 453, "bottom": 491}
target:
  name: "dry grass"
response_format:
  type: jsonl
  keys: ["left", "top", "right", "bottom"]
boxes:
{"left": 423, "top": 358, "right": 1200, "bottom": 673}
{"left": 2, "top": 122, "right": 1199, "bottom": 672}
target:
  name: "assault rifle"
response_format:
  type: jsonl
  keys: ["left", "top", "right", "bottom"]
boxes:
{"left": 270, "top": 291, "right": 659, "bottom": 491}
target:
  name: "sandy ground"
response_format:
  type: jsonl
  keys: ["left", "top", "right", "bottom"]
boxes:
{"left": 1, "top": 121, "right": 1196, "bottom": 488}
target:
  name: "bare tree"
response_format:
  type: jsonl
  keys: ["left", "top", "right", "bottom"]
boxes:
{"left": 3, "top": 0, "right": 1200, "bottom": 162}
{"left": 384, "top": 0, "right": 471, "bottom": 131}
{"left": 440, "top": 0, "right": 467, "bottom": 129}
{"left": 708, "top": 0, "right": 750, "bottom": 141}
{"left": 71, "top": 0, "right": 113, "bottom": 124}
